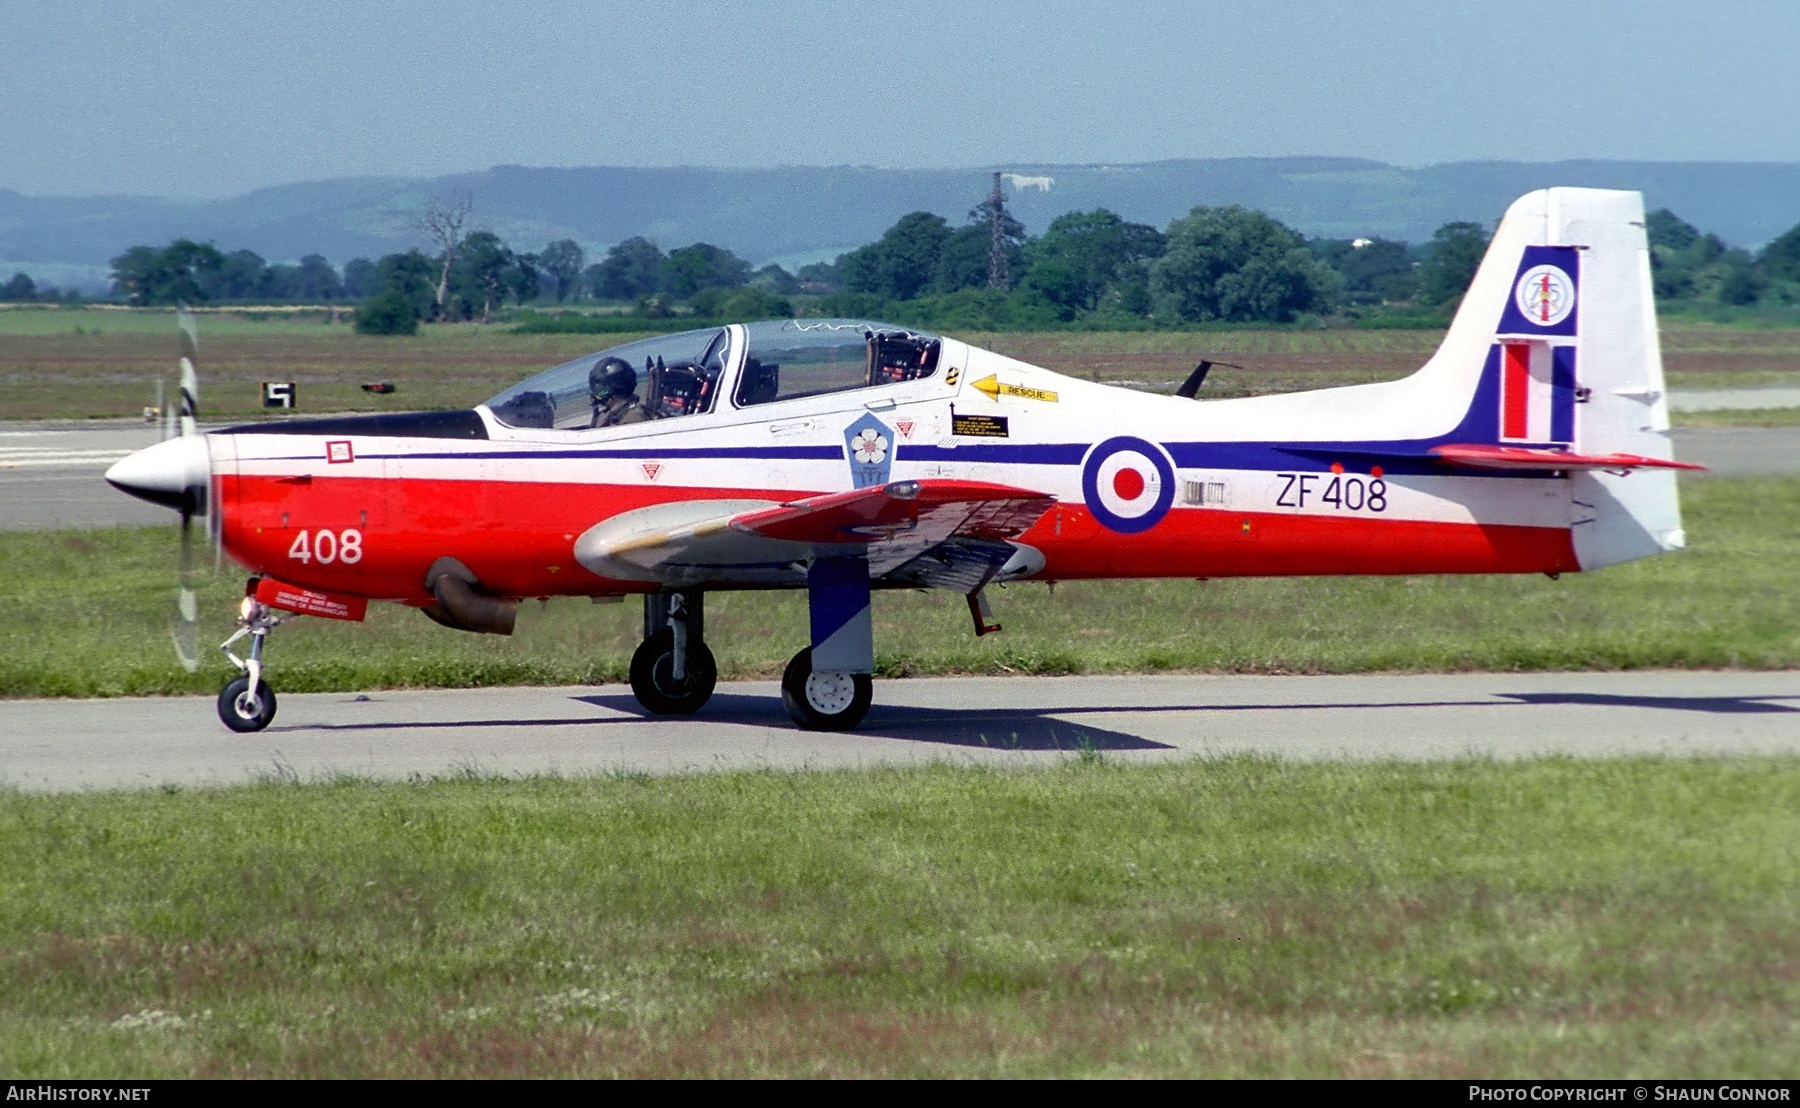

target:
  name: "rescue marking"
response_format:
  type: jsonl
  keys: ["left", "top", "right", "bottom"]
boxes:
{"left": 641, "top": 462, "right": 662, "bottom": 480}
{"left": 326, "top": 440, "right": 354, "bottom": 464}
{"left": 973, "top": 374, "right": 1059, "bottom": 404}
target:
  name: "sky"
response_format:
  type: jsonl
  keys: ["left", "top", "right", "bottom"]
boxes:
{"left": 3, "top": 0, "right": 1798, "bottom": 200}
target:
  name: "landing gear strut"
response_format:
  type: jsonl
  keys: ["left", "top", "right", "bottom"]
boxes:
{"left": 629, "top": 590, "right": 716, "bottom": 714}
{"left": 218, "top": 582, "right": 284, "bottom": 732}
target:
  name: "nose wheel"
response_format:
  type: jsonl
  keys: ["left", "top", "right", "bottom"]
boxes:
{"left": 217, "top": 580, "right": 284, "bottom": 732}
{"left": 218, "top": 675, "right": 277, "bottom": 732}
{"left": 781, "top": 648, "right": 872, "bottom": 731}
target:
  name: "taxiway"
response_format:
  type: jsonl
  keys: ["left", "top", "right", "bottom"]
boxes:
{"left": 3, "top": 671, "right": 1797, "bottom": 793}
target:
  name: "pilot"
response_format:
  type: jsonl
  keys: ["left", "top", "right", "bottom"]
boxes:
{"left": 589, "top": 357, "right": 648, "bottom": 427}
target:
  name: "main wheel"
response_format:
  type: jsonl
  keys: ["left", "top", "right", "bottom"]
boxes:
{"left": 780, "top": 648, "right": 872, "bottom": 731}
{"left": 218, "top": 675, "right": 277, "bottom": 732}
{"left": 629, "top": 629, "right": 717, "bottom": 714}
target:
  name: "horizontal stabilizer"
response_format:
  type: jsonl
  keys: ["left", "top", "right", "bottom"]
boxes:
{"left": 1429, "top": 444, "right": 1707, "bottom": 473}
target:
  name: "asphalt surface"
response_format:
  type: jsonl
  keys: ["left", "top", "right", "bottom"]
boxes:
{"left": 2, "top": 410, "right": 1797, "bottom": 532}
{"left": 0, "top": 422, "right": 171, "bottom": 530}
{"left": 3, "top": 671, "right": 1798, "bottom": 793}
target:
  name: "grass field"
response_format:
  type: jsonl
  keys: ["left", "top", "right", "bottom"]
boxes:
{"left": 2, "top": 758, "right": 1795, "bottom": 1077}
{"left": 1, "top": 306, "right": 1797, "bottom": 419}
{"left": 2, "top": 477, "right": 1796, "bottom": 699}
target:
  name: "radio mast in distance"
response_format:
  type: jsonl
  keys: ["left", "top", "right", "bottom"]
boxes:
{"left": 987, "top": 171, "right": 1010, "bottom": 293}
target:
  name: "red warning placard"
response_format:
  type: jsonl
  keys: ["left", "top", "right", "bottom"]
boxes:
{"left": 255, "top": 577, "right": 369, "bottom": 621}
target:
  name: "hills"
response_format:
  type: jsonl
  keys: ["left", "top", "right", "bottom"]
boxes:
{"left": 5, "top": 157, "right": 1799, "bottom": 293}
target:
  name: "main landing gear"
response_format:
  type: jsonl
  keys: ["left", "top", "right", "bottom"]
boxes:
{"left": 623, "top": 590, "right": 873, "bottom": 730}
{"left": 217, "top": 581, "right": 284, "bottom": 732}
{"left": 780, "top": 648, "right": 872, "bottom": 731}
{"left": 629, "top": 590, "right": 717, "bottom": 714}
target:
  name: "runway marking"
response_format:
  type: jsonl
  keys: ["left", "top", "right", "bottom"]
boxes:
{"left": 0, "top": 448, "right": 133, "bottom": 468}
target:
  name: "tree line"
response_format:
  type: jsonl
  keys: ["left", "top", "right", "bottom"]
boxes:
{"left": 14, "top": 190, "right": 1798, "bottom": 332}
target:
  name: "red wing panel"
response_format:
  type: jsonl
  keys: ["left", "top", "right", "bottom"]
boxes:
{"left": 729, "top": 479, "right": 1054, "bottom": 546}
{"left": 1430, "top": 444, "right": 1707, "bottom": 472}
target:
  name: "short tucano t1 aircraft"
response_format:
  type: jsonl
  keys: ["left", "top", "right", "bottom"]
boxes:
{"left": 106, "top": 187, "right": 1701, "bottom": 733}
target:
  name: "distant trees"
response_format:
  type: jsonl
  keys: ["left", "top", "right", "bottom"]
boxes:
{"left": 1309, "top": 237, "right": 1415, "bottom": 305}
{"left": 839, "top": 212, "right": 954, "bottom": 302}
{"left": 82, "top": 185, "right": 1800, "bottom": 329}
{"left": 588, "top": 236, "right": 665, "bottom": 300}
{"left": 105, "top": 241, "right": 352, "bottom": 305}
{"left": 1414, "top": 222, "right": 1489, "bottom": 310}
{"left": 417, "top": 193, "right": 472, "bottom": 319}
{"left": 1645, "top": 207, "right": 1797, "bottom": 308}
{"left": 1150, "top": 206, "right": 1341, "bottom": 323}
{"left": 537, "top": 239, "right": 585, "bottom": 302}
{"left": 661, "top": 243, "right": 752, "bottom": 300}
{"left": 109, "top": 240, "right": 226, "bottom": 305}
{"left": 354, "top": 251, "right": 435, "bottom": 335}
{"left": 1023, "top": 209, "right": 1165, "bottom": 318}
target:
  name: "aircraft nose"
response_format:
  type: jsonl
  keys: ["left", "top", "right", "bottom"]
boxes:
{"left": 105, "top": 435, "right": 211, "bottom": 512}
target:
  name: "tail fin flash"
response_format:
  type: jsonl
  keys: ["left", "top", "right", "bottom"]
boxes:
{"left": 1434, "top": 189, "right": 1691, "bottom": 568}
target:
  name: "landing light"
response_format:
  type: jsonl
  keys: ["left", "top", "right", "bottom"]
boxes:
{"left": 886, "top": 481, "right": 921, "bottom": 499}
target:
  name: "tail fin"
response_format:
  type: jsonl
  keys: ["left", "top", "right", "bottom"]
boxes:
{"left": 1427, "top": 188, "right": 1689, "bottom": 569}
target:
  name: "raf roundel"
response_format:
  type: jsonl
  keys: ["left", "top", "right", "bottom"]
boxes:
{"left": 1514, "top": 264, "right": 1576, "bottom": 328}
{"left": 1081, "top": 436, "right": 1175, "bottom": 534}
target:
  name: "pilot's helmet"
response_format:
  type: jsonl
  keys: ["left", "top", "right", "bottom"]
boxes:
{"left": 589, "top": 357, "right": 636, "bottom": 402}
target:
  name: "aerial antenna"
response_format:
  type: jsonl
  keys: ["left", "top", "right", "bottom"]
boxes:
{"left": 1175, "top": 358, "right": 1243, "bottom": 400}
{"left": 987, "top": 171, "right": 1010, "bottom": 293}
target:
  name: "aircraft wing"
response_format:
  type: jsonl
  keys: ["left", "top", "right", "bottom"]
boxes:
{"left": 574, "top": 479, "right": 1054, "bottom": 587}
{"left": 1428, "top": 444, "right": 1707, "bottom": 472}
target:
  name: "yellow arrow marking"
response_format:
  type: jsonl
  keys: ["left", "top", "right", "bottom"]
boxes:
{"left": 972, "top": 374, "right": 1059, "bottom": 404}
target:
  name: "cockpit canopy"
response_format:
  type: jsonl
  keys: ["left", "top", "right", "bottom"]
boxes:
{"left": 484, "top": 320, "right": 941, "bottom": 430}
{"left": 486, "top": 328, "right": 730, "bottom": 430}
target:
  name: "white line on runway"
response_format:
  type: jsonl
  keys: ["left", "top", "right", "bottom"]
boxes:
{"left": 0, "top": 450, "right": 132, "bottom": 468}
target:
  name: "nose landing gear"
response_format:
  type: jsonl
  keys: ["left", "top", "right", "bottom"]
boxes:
{"left": 217, "top": 580, "right": 284, "bottom": 732}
